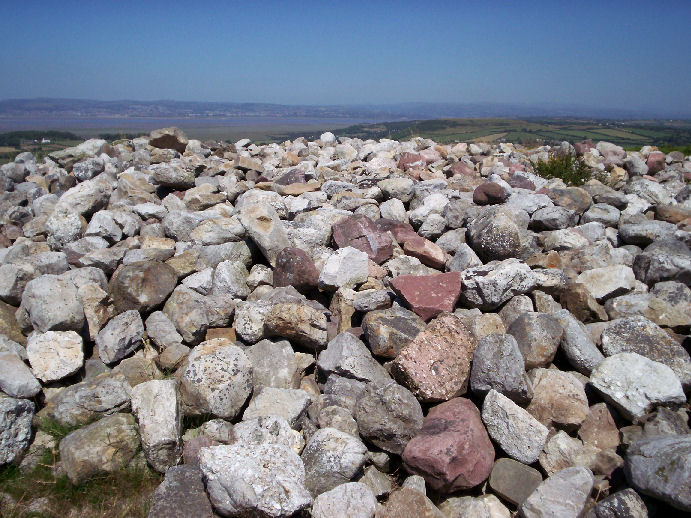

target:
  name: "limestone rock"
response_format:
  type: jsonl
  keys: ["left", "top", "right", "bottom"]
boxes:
{"left": 27, "top": 330, "right": 83, "bottom": 382}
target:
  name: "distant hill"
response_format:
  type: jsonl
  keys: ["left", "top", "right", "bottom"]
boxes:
{"left": 0, "top": 98, "right": 686, "bottom": 121}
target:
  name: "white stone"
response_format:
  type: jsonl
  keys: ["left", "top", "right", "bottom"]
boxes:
{"left": 27, "top": 331, "right": 84, "bottom": 382}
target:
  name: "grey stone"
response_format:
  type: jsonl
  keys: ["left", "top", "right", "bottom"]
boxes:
{"left": 585, "top": 488, "right": 648, "bottom": 518}
{"left": 482, "top": 390, "right": 549, "bottom": 464}
{"left": 245, "top": 339, "right": 297, "bottom": 390}
{"left": 489, "top": 458, "right": 542, "bottom": 506}
{"left": 589, "top": 353, "right": 685, "bottom": 421}
{"left": 519, "top": 467, "right": 594, "bottom": 518}
{"left": 361, "top": 305, "right": 426, "bottom": 359}
{"left": 21, "top": 274, "right": 84, "bottom": 332}
{"left": 470, "top": 333, "right": 533, "bottom": 405}
{"left": 311, "top": 482, "right": 377, "bottom": 518}
{"left": 0, "top": 395, "right": 34, "bottom": 465}
{"left": 131, "top": 379, "right": 182, "bottom": 473}
{"left": 199, "top": 443, "right": 312, "bottom": 517}
{"left": 145, "top": 311, "right": 183, "bottom": 349}
{"left": 633, "top": 238, "right": 691, "bottom": 285}
{"left": 507, "top": 312, "right": 563, "bottom": 369}
{"left": 239, "top": 203, "right": 291, "bottom": 267}
{"left": 625, "top": 434, "right": 691, "bottom": 511}
{"left": 318, "top": 247, "right": 369, "bottom": 291}
{"left": 232, "top": 415, "right": 304, "bottom": 454}
{"left": 27, "top": 330, "right": 84, "bottom": 382}
{"left": 211, "top": 259, "right": 250, "bottom": 299}
{"left": 468, "top": 208, "right": 522, "bottom": 261}
{"left": 0, "top": 351, "right": 41, "bottom": 398}
{"left": 461, "top": 259, "right": 537, "bottom": 311}
{"left": 318, "top": 332, "right": 390, "bottom": 383}
{"left": 242, "top": 387, "right": 312, "bottom": 429}
{"left": 553, "top": 309, "right": 604, "bottom": 375}
{"left": 576, "top": 265, "right": 636, "bottom": 302}
{"left": 147, "top": 465, "right": 214, "bottom": 518}
{"left": 301, "top": 427, "right": 368, "bottom": 497}
{"left": 96, "top": 310, "right": 145, "bottom": 364}
{"left": 354, "top": 379, "right": 423, "bottom": 455}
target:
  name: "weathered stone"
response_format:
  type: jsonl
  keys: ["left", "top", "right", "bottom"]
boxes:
{"left": 200, "top": 443, "right": 312, "bottom": 517}
{"left": 473, "top": 182, "right": 509, "bottom": 205}
{"left": 600, "top": 316, "right": 691, "bottom": 389}
{"left": 245, "top": 339, "right": 297, "bottom": 390}
{"left": 625, "top": 434, "right": 691, "bottom": 511}
{"left": 470, "top": 333, "right": 533, "bottom": 405}
{"left": 539, "top": 430, "right": 623, "bottom": 477}
{"left": 243, "top": 387, "right": 312, "bottom": 428}
{"left": 482, "top": 390, "right": 549, "bottom": 464}
{"left": 576, "top": 265, "right": 636, "bottom": 302}
{"left": 378, "top": 488, "right": 444, "bottom": 518}
{"left": 578, "top": 403, "right": 621, "bottom": 451}
{"left": 461, "top": 259, "right": 537, "bottom": 311}
{"left": 318, "top": 332, "right": 390, "bottom": 383}
{"left": 59, "top": 413, "right": 140, "bottom": 485}
{"left": 403, "top": 237, "right": 446, "bottom": 269}
{"left": 319, "top": 247, "right": 370, "bottom": 291}
{"left": 311, "top": 482, "right": 377, "bottom": 518}
{"left": 274, "top": 247, "right": 319, "bottom": 293}
{"left": 519, "top": 467, "right": 594, "bottom": 518}
{"left": 149, "top": 127, "right": 188, "bottom": 153}
{"left": 109, "top": 261, "right": 178, "bottom": 313}
{"left": 232, "top": 415, "right": 304, "bottom": 454}
{"left": 0, "top": 351, "right": 40, "bottom": 398}
{"left": 96, "top": 310, "right": 145, "bottom": 364}
{"left": 211, "top": 259, "right": 249, "bottom": 299}
{"left": 264, "top": 302, "right": 328, "bottom": 351}
{"left": 21, "top": 275, "right": 84, "bottom": 332}
{"left": 27, "top": 330, "right": 83, "bottom": 382}
{"left": 180, "top": 342, "right": 253, "bottom": 419}
{"left": 0, "top": 395, "right": 34, "bottom": 465}
{"left": 354, "top": 379, "right": 423, "bottom": 455}
{"left": 553, "top": 309, "right": 604, "bottom": 375}
{"left": 560, "top": 282, "right": 609, "bottom": 323}
{"left": 489, "top": 458, "right": 542, "bottom": 506}
{"left": 468, "top": 209, "right": 522, "bottom": 261}
{"left": 392, "top": 313, "right": 477, "bottom": 402}
{"left": 526, "top": 368, "right": 589, "bottom": 429}
{"left": 147, "top": 465, "right": 214, "bottom": 518}
{"left": 390, "top": 272, "right": 462, "bottom": 321}
{"left": 131, "top": 379, "right": 182, "bottom": 473}
{"left": 507, "top": 312, "right": 563, "bottom": 369}
{"left": 589, "top": 353, "right": 685, "bottom": 421}
{"left": 302, "top": 427, "right": 368, "bottom": 497}
{"left": 333, "top": 214, "right": 393, "bottom": 264}
{"left": 633, "top": 238, "right": 691, "bottom": 285}
{"left": 0, "top": 300, "right": 26, "bottom": 344}
{"left": 361, "top": 305, "right": 426, "bottom": 359}
{"left": 239, "top": 203, "right": 290, "bottom": 267}
{"left": 586, "top": 488, "right": 648, "bottom": 518}
{"left": 402, "top": 398, "right": 494, "bottom": 492}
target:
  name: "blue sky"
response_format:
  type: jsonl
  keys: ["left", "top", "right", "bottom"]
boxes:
{"left": 0, "top": 0, "right": 689, "bottom": 114}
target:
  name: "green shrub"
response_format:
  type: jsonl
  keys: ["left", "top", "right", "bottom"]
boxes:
{"left": 533, "top": 151, "right": 593, "bottom": 186}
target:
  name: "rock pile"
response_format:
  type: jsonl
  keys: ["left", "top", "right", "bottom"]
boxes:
{"left": 1, "top": 128, "right": 690, "bottom": 517}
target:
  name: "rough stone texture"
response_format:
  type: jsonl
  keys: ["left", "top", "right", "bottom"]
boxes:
{"left": 0, "top": 395, "right": 34, "bottom": 465}
{"left": 402, "top": 398, "right": 494, "bottom": 492}
{"left": 527, "top": 368, "right": 589, "bottom": 429}
{"left": 109, "top": 261, "right": 178, "bottom": 313}
{"left": 318, "top": 331, "right": 390, "bottom": 383}
{"left": 354, "top": 379, "right": 423, "bottom": 455}
{"left": 0, "top": 351, "right": 41, "bottom": 398}
{"left": 59, "top": 413, "right": 140, "bottom": 485}
{"left": 273, "top": 247, "right": 319, "bottom": 293}
{"left": 264, "top": 302, "right": 328, "bottom": 351}
{"left": 147, "top": 465, "right": 214, "bottom": 518}
{"left": 392, "top": 313, "right": 477, "bottom": 402}
{"left": 585, "top": 488, "right": 648, "bottom": 518}
{"left": 633, "top": 238, "right": 691, "bottom": 285}
{"left": 468, "top": 208, "right": 522, "bottom": 261}
{"left": 461, "top": 259, "right": 537, "bottom": 311}
{"left": 27, "top": 330, "right": 83, "bottom": 382}
{"left": 318, "top": 246, "right": 370, "bottom": 291}
{"left": 239, "top": 203, "right": 291, "bottom": 267}
{"left": 576, "top": 265, "right": 636, "bottom": 302}
{"left": 180, "top": 342, "right": 253, "bottom": 419}
{"left": 333, "top": 214, "right": 393, "bottom": 264}
{"left": 590, "top": 353, "right": 686, "bottom": 421}
{"left": 470, "top": 333, "right": 533, "bottom": 404}
{"left": 245, "top": 339, "right": 297, "bottom": 389}
{"left": 489, "top": 458, "right": 543, "bottom": 506}
{"left": 377, "top": 488, "right": 444, "bottom": 518}
{"left": 242, "top": 387, "right": 312, "bottom": 429}
{"left": 232, "top": 415, "right": 304, "bottom": 454}
{"left": 507, "top": 312, "right": 563, "bottom": 369}
{"left": 361, "top": 305, "right": 426, "bottom": 359}
{"left": 625, "top": 434, "right": 691, "bottom": 511}
{"left": 578, "top": 403, "right": 621, "bottom": 451}
{"left": 600, "top": 315, "right": 691, "bottom": 389}
{"left": 131, "top": 379, "right": 182, "bottom": 473}
{"left": 311, "top": 482, "right": 377, "bottom": 518}
{"left": 21, "top": 275, "right": 85, "bottom": 332}
{"left": 482, "top": 390, "right": 549, "bottom": 464}
{"left": 0, "top": 300, "right": 26, "bottom": 344}
{"left": 301, "top": 427, "right": 368, "bottom": 497}
{"left": 519, "top": 467, "right": 594, "bottom": 518}
{"left": 553, "top": 309, "right": 604, "bottom": 375}
{"left": 199, "top": 443, "right": 312, "bottom": 517}
{"left": 96, "top": 309, "right": 145, "bottom": 364}
{"left": 390, "top": 272, "right": 462, "bottom": 321}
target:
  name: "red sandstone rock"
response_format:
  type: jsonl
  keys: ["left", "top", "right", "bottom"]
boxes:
{"left": 374, "top": 219, "right": 419, "bottom": 247}
{"left": 403, "top": 237, "right": 446, "bottom": 269}
{"left": 398, "top": 152, "right": 425, "bottom": 171}
{"left": 390, "top": 272, "right": 462, "bottom": 321}
{"left": 332, "top": 215, "right": 393, "bottom": 264}
{"left": 402, "top": 398, "right": 494, "bottom": 492}
{"left": 646, "top": 152, "right": 666, "bottom": 174}
{"left": 273, "top": 247, "right": 319, "bottom": 293}
{"left": 473, "top": 182, "right": 509, "bottom": 205}
{"left": 391, "top": 312, "right": 476, "bottom": 402}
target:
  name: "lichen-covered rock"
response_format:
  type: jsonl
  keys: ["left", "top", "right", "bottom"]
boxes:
{"left": 0, "top": 395, "right": 34, "bottom": 465}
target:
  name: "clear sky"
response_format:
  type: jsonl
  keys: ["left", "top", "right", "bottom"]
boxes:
{"left": 0, "top": 0, "right": 689, "bottom": 114}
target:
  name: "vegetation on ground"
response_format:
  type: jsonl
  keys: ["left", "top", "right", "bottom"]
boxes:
{"left": 533, "top": 151, "right": 595, "bottom": 186}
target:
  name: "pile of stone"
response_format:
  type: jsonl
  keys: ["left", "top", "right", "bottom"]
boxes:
{"left": 0, "top": 127, "right": 690, "bottom": 517}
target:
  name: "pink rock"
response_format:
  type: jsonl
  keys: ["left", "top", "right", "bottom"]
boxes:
{"left": 473, "top": 182, "right": 509, "bottom": 205}
{"left": 646, "top": 152, "right": 666, "bottom": 174}
{"left": 274, "top": 247, "right": 319, "bottom": 293}
{"left": 332, "top": 214, "right": 393, "bottom": 264}
{"left": 398, "top": 152, "right": 425, "bottom": 171}
{"left": 450, "top": 162, "right": 475, "bottom": 176}
{"left": 391, "top": 312, "right": 476, "bottom": 402}
{"left": 403, "top": 237, "right": 446, "bottom": 269}
{"left": 390, "top": 272, "right": 462, "bottom": 322}
{"left": 508, "top": 173, "right": 535, "bottom": 190}
{"left": 374, "top": 219, "right": 419, "bottom": 247}
{"left": 574, "top": 139, "right": 594, "bottom": 156}
{"left": 419, "top": 148, "right": 442, "bottom": 164}
{"left": 402, "top": 398, "right": 494, "bottom": 492}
